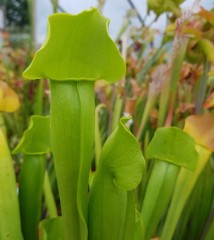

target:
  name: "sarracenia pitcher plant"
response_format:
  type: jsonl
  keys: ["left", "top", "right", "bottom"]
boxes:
{"left": 13, "top": 116, "right": 51, "bottom": 240}
{"left": 0, "top": 129, "right": 23, "bottom": 240}
{"left": 22, "top": 8, "right": 145, "bottom": 240}
{"left": 0, "top": 81, "right": 21, "bottom": 239}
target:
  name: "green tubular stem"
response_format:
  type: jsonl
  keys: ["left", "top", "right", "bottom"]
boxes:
{"left": 204, "top": 210, "right": 214, "bottom": 240}
{"left": 161, "top": 145, "right": 211, "bottom": 240}
{"left": 95, "top": 104, "right": 106, "bottom": 168}
{"left": 0, "top": 129, "right": 23, "bottom": 240}
{"left": 161, "top": 40, "right": 187, "bottom": 127}
{"left": 173, "top": 197, "right": 193, "bottom": 240}
{"left": 89, "top": 172, "right": 130, "bottom": 240}
{"left": 157, "top": 81, "right": 170, "bottom": 127}
{"left": 115, "top": 19, "right": 129, "bottom": 43}
{"left": 136, "top": 95, "right": 155, "bottom": 141}
{"left": 89, "top": 115, "right": 144, "bottom": 240}
{"left": 122, "top": 191, "right": 136, "bottom": 240}
{"left": 135, "top": 211, "right": 144, "bottom": 240}
{"left": 50, "top": 80, "right": 95, "bottom": 240}
{"left": 51, "top": 0, "right": 59, "bottom": 13}
{"left": 195, "top": 59, "right": 210, "bottom": 114}
{"left": 137, "top": 158, "right": 154, "bottom": 211}
{"left": 27, "top": 0, "right": 36, "bottom": 49}
{"left": 143, "top": 130, "right": 150, "bottom": 153}
{"left": 173, "top": 175, "right": 202, "bottom": 240}
{"left": 136, "top": 45, "right": 165, "bottom": 84}
{"left": 19, "top": 154, "right": 45, "bottom": 240}
{"left": 111, "top": 95, "right": 123, "bottom": 132}
{"left": 170, "top": 40, "right": 187, "bottom": 100}
{"left": 188, "top": 163, "right": 214, "bottom": 239}
{"left": 44, "top": 170, "right": 58, "bottom": 218}
{"left": 141, "top": 160, "right": 179, "bottom": 240}
{"left": 34, "top": 79, "right": 44, "bottom": 115}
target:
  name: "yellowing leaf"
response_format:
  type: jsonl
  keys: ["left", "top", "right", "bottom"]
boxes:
{"left": 0, "top": 81, "right": 20, "bottom": 112}
{"left": 198, "top": 39, "right": 214, "bottom": 62}
{"left": 208, "top": 71, "right": 214, "bottom": 76}
{"left": 182, "top": 27, "right": 202, "bottom": 40}
{"left": 165, "top": 23, "right": 175, "bottom": 33}
{"left": 183, "top": 114, "right": 214, "bottom": 151}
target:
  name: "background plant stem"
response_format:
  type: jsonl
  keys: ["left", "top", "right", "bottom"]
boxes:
{"left": 43, "top": 171, "right": 58, "bottom": 218}
{"left": 196, "top": 59, "right": 210, "bottom": 114}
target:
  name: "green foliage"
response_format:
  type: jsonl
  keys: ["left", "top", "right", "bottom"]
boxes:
{"left": 13, "top": 115, "right": 50, "bottom": 240}
{"left": 146, "top": 127, "right": 198, "bottom": 170}
{"left": 1, "top": 4, "right": 214, "bottom": 240}
{"left": 18, "top": 155, "right": 45, "bottom": 240}
{"left": 161, "top": 145, "right": 211, "bottom": 240}
{"left": 13, "top": 115, "right": 51, "bottom": 155}
{"left": 23, "top": 9, "right": 125, "bottom": 82}
{"left": 0, "top": 129, "right": 23, "bottom": 240}
{"left": 89, "top": 117, "right": 145, "bottom": 240}
{"left": 23, "top": 9, "right": 126, "bottom": 240}
{"left": 39, "top": 217, "right": 64, "bottom": 240}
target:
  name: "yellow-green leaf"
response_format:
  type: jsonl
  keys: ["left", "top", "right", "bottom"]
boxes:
{"left": 89, "top": 117, "right": 145, "bottom": 240}
{"left": 23, "top": 9, "right": 125, "bottom": 83}
{"left": 146, "top": 127, "right": 198, "bottom": 170}
{"left": 198, "top": 39, "right": 214, "bottom": 62}
{"left": 183, "top": 113, "right": 214, "bottom": 151}
{"left": 13, "top": 115, "right": 51, "bottom": 155}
